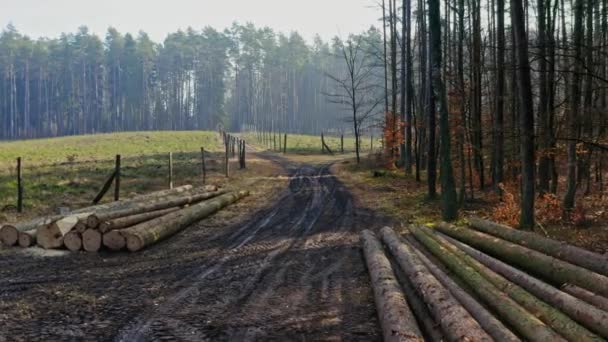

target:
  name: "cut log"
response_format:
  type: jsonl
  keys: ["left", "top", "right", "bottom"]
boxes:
{"left": 75, "top": 222, "right": 88, "bottom": 233}
{"left": 82, "top": 229, "right": 102, "bottom": 252}
{"left": 360, "top": 230, "right": 424, "bottom": 341}
{"left": 18, "top": 229, "right": 37, "bottom": 248}
{"left": 64, "top": 231, "right": 83, "bottom": 252}
{"left": 86, "top": 190, "right": 226, "bottom": 228}
{"left": 446, "top": 233, "right": 608, "bottom": 337}
{"left": 99, "top": 207, "right": 181, "bottom": 233}
{"left": 37, "top": 213, "right": 91, "bottom": 249}
{"left": 408, "top": 225, "right": 566, "bottom": 341}
{"left": 436, "top": 222, "right": 608, "bottom": 298}
{"left": 379, "top": 227, "right": 492, "bottom": 341}
{"left": 469, "top": 217, "right": 608, "bottom": 276}
{"left": 405, "top": 234, "right": 520, "bottom": 341}
{"left": 430, "top": 228, "right": 606, "bottom": 339}
{"left": 562, "top": 284, "right": 608, "bottom": 312}
{"left": 1, "top": 215, "right": 62, "bottom": 246}
{"left": 103, "top": 230, "right": 126, "bottom": 251}
{"left": 123, "top": 191, "right": 249, "bottom": 252}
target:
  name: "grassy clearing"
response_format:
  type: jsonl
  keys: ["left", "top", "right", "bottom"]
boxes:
{"left": 245, "top": 132, "right": 378, "bottom": 155}
{"left": 0, "top": 131, "right": 280, "bottom": 223}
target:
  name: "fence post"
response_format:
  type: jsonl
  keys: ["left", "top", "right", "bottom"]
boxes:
{"left": 371, "top": 135, "right": 374, "bottom": 152}
{"left": 284, "top": 134, "right": 287, "bottom": 154}
{"left": 242, "top": 140, "right": 246, "bottom": 168}
{"left": 114, "top": 155, "right": 121, "bottom": 201}
{"left": 169, "top": 152, "right": 173, "bottom": 189}
{"left": 321, "top": 133, "right": 325, "bottom": 154}
{"left": 17, "top": 157, "right": 23, "bottom": 213}
{"left": 201, "top": 147, "right": 206, "bottom": 185}
{"left": 225, "top": 136, "right": 230, "bottom": 178}
{"left": 341, "top": 134, "right": 344, "bottom": 153}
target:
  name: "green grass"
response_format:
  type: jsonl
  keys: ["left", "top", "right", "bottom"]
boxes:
{"left": 245, "top": 132, "right": 378, "bottom": 154}
{"left": 0, "top": 131, "right": 226, "bottom": 219}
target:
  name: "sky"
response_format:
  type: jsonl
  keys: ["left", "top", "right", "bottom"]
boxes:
{"left": 1, "top": 0, "right": 380, "bottom": 43}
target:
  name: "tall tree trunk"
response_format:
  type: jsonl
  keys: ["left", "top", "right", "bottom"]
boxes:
{"left": 511, "top": 0, "right": 536, "bottom": 229}
{"left": 493, "top": 0, "right": 506, "bottom": 192}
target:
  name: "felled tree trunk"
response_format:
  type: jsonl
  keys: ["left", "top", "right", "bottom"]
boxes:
{"left": 64, "top": 231, "right": 83, "bottom": 252}
{"left": 468, "top": 217, "right": 608, "bottom": 276}
{"left": 445, "top": 233, "right": 608, "bottom": 337}
{"left": 1, "top": 215, "right": 62, "bottom": 246}
{"left": 360, "top": 230, "right": 424, "bottom": 342}
{"left": 82, "top": 229, "right": 102, "bottom": 252}
{"left": 436, "top": 222, "right": 608, "bottom": 298}
{"left": 122, "top": 191, "right": 249, "bottom": 252}
{"left": 86, "top": 190, "right": 225, "bottom": 228}
{"left": 18, "top": 229, "right": 37, "bottom": 247}
{"left": 379, "top": 227, "right": 492, "bottom": 341}
{"left": 408, "top": 225, "right": 566, "bottom": 341}
{"left": 424, "top": 227, "right": 602, "bottom": 341}
{"left": 406, "top": 234, "right": 520, "bottom": 341}
{"left": 562, "top": 284, "right": 608, "bottom": 312}
{"left": 99, "top": 207, "right": 181, "bottom": 233}
{"left": 37, "top": 213, "right": 91, "bottom": 249}
{"left": 103, "top": 230, "right": 126, "bottom": 251}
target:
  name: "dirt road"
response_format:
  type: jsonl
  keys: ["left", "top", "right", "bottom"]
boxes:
{"left": 0, "top": 154, "right": 384, "bottom": 341}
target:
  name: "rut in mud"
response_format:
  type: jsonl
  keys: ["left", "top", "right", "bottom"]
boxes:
{"left": 0, "top": 155, "right": 385, "bottom": 341}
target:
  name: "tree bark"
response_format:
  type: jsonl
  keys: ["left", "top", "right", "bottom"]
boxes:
{"left": 103, "top": 230, "right": 126, "bottom": 251}
{"left": 408, "top": 225, "right": 566, "bottom": 341}
{"left": 123, "top": 191, "right": 249, "bottom": 252}
{"left": 87, "top": 190, "right": 225, "bottom": 228}
{"left": 468, "top": 217, "right": 608, "bottom": 276}
{"left": 435, "top": 222, "right": 608, "bottom": 297}
{"left": 360, "top": 230, "right": 424, "bottom": 341}
{"left": 406, "top": 233, "right": 520, "bottom": 341}
{"left": 379, "top": 227, "right": 492, "bottom": 341}
{"left": 99, "top": 207, "right": 181, "bottom": 233}
{"left": 444, "top": 232, "right": 608, "bottom": 338}
{"left": 562, "top": 284, "right": 608, "bottom": 312}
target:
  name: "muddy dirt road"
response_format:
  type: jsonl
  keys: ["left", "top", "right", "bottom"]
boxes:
{"left": 0, "top": 154, "right": 385, "bottom": 341}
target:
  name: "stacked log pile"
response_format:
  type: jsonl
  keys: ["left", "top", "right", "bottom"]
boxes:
{"left": 361, "top": 219, "right": 608, "bottom": 341}
{"left": 0, "top": 185, "right": 249, "bottom": 252}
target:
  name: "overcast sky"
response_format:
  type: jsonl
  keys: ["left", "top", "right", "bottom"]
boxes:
{"left": 2, "top": 0, "right": 380, "bottom": 42}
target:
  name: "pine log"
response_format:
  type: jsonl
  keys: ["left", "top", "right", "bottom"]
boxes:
{"left": 408, "top": 225, "right": 566, "bottom": 341}
{"left": 37, "top": 213, "right": 91, "bottom": 249}
{"left": 103, "top": 230, "right": 126, "bottom": 251}
{"left": 444, "top": 233, "right": 608, "bottom": 337}
{"left": 86, "top": 190, "right": 226, "bottom": 228}
{"left": 0, "top": 185, "right": 202, "bottom": 246}
{"left": 405, "top": 234, "right": 520, "bottom": 341}
{"left": 379, "top": 227, "right": 492, "bottom": 341}
{"left": 436, "top": 222, "right": 608, "bottom": 298}
{"left": 75, "top": 222, "right": 88, "bottom": 233}
{"left": 427, "top": 228, "right": 604, "bottom": 340}
{"left": 82, "top": 229, "right": 102, "bottom": 252}
{"left": 360, "top": 230, "right": 424, "bottom": 341}
{"left": 1, "top": 215, "right": 62, "bottom": 246}
{"left": 99, "top": 207, "right": 181, "bottom": 233}
{"left": 18, "top": 229, "right": 37, "bottom": 248}
{"left": 561, "top": 284, "right": 608, "bottom": 312}
{"left": 123, "top": 191, "right": 249, "bottom": 252}
{"left": 64, "top": 231, "right": 83, "bottom": 252}
{"left": 469, "top": 217, "right": 608, "bottom": 276}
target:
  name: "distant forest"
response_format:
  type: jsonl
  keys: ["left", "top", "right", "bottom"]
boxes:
{"left": 0, "top": 23, "right": 384, "bottom": 139}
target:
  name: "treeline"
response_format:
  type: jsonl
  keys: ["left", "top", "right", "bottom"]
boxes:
{"left": 375, "top": 0, "right": 607, "bottom": 226}
{"left": 0, "top": 23, "right": 354, "bottom": 139}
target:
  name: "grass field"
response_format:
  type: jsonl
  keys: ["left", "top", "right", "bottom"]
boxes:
{"left": 0, "top": 131, "right": 231, "bottom": 220}
{"left": 246, "top": 132, "right": 378, "bottom": 154}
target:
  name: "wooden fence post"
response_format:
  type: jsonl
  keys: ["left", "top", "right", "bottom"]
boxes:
{"left": 341, "top": 134, "right": 344, "bottom": 153}
{"left": 273, "top": 133, "right": 277, "bottom": 151}
{"left": 169, "top": 152, "right": 173, "bottom": 189}
{"left": 321, "top": 133, "right": 325, "bottom": 154}
{"left": 371, "top": 135, "right": 374, "bottom": 152}
{"left": 114, "top": 154, "right": 121, "bottom": 201}
{"left": 201, "top": 147, "right": 206, "bottom": 185}
{"left": 17, "top": 157, "right": 23, "bottom": 213}
{"left": 284, "top": 134, "right": 287, "bottom": 154}
{"left": 225, "top": 136, "right": 230, "bottom": 178}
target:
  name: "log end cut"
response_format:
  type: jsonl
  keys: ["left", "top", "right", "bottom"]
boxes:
{"left": 0, "top": 225, "right": 19, "bottom": 246}
{"left": 82, "top": 229, "right": 102, "bottom": 252}
{"left": 103, "top": 231, "right": 126, "bottom": 251}
{"left": 64, "top": 231, "right": 83, "bottom": 251}
{"left": 125, "top": 233, "right": 144, "bottom": 252}
{"left": 18, "top": 230, "right": 36, "bottom": 248}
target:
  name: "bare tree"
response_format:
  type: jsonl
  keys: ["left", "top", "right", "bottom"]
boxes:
{"left": 325, "top": 35, "right": 382, "bottom": 164}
